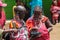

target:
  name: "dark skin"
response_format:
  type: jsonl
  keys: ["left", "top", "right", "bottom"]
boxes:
{"left": 34, "top": 11, "right": 42, "bottom": 19}
{"left": 33, "top": 11, "right": 42, "bottom": 25}
{"left": 17, "top": 11, "right": 25, "bottom": 19}
{"left": 33, "top": 6, "right": 42, "bottom": 25}
{"left": 15, "top": 10, "right": 25, "bottom": 20}
{"left": 33, "top": 6, "right": 42, "bottom": 20}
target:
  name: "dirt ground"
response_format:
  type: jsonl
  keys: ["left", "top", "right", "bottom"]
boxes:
{"left": 50, "top": 23, "right": 60, "bottom": 40}
{"left": 4, "top": 21, "right": 60, "bottom": 40}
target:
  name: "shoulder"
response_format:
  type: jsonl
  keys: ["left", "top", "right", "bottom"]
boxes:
{"left": 42, "top": 15, "right": 48, "bottom": 20}
{"left": 41, "top": 15, "right": 48, "bottom": 22}
{"left": 26, "top": 16, "right": 34, "bottom": 25}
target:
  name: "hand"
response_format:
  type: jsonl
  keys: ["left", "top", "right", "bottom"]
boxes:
{"left": 32, "top": 27, "right": 38, "bottom": 30}
{"left": 37, "top": 34, "right": 42, "bottom": 37}
{"left": 48, "top": 27, "right": 53, "bottom": 32}
{"left": 13, "top": 29, "right": 17, "bottom": 33}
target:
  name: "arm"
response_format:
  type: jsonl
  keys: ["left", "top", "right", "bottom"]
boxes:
{"left": 45, "top": 19, "right": 53, "bottom": 32}
{"left": 0, "top": 29, "right": 17, "bottom": 35}
{"left": 3, "top": 29, "right": 17, "bottom": 33}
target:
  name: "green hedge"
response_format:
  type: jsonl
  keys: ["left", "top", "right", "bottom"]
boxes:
{"left": 4, "top": 0, "right": 15, "bottom": 20}
{"left": 43, "top": 0, "right": 52, "bottom": 18}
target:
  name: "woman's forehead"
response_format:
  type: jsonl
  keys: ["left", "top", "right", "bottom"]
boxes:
{"left": 34, "top": 7, "right": 42, "bottom": 12}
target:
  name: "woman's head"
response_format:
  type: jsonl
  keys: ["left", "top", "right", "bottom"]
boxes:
{"left": 33, "top": 6, "right": 42, "bottom": 20}
{"left": 14, "top": 5, "right": 26, "bottom": 19}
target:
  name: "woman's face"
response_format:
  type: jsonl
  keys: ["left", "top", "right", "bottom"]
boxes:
{"left": 33, "top": 11, "right": 42, "bottom": 24}
{"left": 19, "top": 11, "right": 25, "bottom": 19}
{"left": 15, "top": 11, "right": 25, "bottom": 19}
{"left": 34, "top": 11, "right": 42, "bottom": 19}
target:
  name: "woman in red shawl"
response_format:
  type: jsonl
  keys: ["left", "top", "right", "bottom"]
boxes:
{"left": 26, "top": 6, "right": 53, "bottom": 40}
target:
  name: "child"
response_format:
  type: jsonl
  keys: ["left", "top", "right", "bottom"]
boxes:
{"left": 50, "top": 0, "right": 59, "bottom": 24}
{"left": 9, "top": 6, "right": 28, "bottom": 40}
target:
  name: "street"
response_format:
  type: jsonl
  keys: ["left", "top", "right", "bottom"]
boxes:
{"left": 50, "top": 23, "right": 60, "bottom": 40}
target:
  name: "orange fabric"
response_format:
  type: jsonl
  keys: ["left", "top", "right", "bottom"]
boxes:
{"left": 41, "top": 16, "right": 48, "bottom": 23}
{"left": 26, "top": 20, "right": 34, "bottom": 30}
{"left": 9, "top": 21, "right": 13, "bottom": 29}
{"left": 9, "top": 20, "right": 21, "bottom": 29}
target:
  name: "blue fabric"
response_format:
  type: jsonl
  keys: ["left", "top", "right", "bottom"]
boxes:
{"left": 30, "top": 0, "right": 42, "bottom": 16}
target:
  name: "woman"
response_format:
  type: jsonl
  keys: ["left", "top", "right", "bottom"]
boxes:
{"left": 10, "top": 6, "right": 28, "bottom": 40}
{"left": 26, "top": 6, "right": 53, "bottom": 40}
